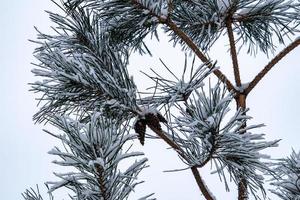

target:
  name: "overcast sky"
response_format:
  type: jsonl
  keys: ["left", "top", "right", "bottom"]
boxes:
{"left": 0, "top": 1, "right": 300, "bottom": 199}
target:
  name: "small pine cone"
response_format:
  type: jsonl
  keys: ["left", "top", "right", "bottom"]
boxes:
{"left": 145, "top": 113, "right": 162, "bottom": 131}
{"left": 134, "top": 119, "right": 146, "bottom": 145}
{"left": 156, "top": 112, "right": 167, "bottom": 123}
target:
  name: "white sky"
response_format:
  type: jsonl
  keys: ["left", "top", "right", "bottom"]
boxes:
{"left": 0, "top": 1, "right": 299, "bottom": 199}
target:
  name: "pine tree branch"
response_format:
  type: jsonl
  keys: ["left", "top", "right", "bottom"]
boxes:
{"left": 184, "top": 100, "right": 216, "bottom": 169}
{"left": 129, "top": 0, "right": 236, "bottom": 93}
{"left": 147, "top": 124, "right": 182, "bottom": 155}
{"left": 191, "top": 166, "right": 215, "bottom": 200}
{"left": 234, "top": 13, "right": 271, "bottom": 24}
{"left": 165, "top": 20, "right": 236, "bottom": 93}
{"left": 147, "top": 123, "right": 215, "bottom": 200}
{"left": 96, "top": 165, "right": 109, "bottom": 200}
{"left": 167, "top": 0, "right": 174, "bottom": 19}
{"left": 226, "top": 18, "right": 241, "bottom": 87}
{"left": 245, "top": 38, "right": 300, "bottom": 95}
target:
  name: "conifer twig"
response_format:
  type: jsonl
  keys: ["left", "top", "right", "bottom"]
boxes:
{"left": 130, "top": 0, "right": 236, "bottom": 94}
{"left": 245, "top": 38, "right": 300, "bottom": 94}
{"left": 147, "top": 123, "right": 215, "bottom": 200}
{"left": 165, "top": 20, "right": 236, "bottom": 93}
{"left": 226, "top": 18, "right": 241, "bottom": 87}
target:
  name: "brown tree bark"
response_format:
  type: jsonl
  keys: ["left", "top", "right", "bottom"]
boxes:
{"left": 236, "top": 94, "right": 247, "bottom": 200}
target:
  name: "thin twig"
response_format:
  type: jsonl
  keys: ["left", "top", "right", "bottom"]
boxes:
{"left": 226, "top": 18, "right": 242, "bottom": 87}
{"left": 245, "top": 38, "right": 300, "bottom": 94}
{"left": 147, "top": 123, "right": 215, "bottom": 200}
{"left": 147, "top": 124, "right": 183, "bottom": 155}
{"left": 191, "top": 166, "right": 215, "bottom": 200}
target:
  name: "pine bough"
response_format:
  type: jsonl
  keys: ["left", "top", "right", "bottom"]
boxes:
{"left": 25, "top": 0, "right": 300, "bottom": 199}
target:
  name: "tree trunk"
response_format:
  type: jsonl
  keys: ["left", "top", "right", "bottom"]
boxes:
{"left": 236, "top": 94, "right": 248, "bottom": 200}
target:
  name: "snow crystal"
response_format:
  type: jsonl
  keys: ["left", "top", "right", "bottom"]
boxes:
{"left": 88, "top": 157, "right": 105, "bottom": 168}
{"left": 234, "top": 82, "right": 249, "bottom": 93}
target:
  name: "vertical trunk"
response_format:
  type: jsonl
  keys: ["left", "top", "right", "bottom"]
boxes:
{"left": 236, "top": 94, "right": 247, "bottom": 200}
{"left": 238, "top": 179, "right": 248, "bottom": 200}
{"left": 236, "top": 94, "right": 246, "bottom": 110}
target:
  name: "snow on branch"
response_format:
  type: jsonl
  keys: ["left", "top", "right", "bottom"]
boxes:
{"left": 30, "top": 2, "right": 144, "bottom": 123}
{"left": 31, "top": 36, "right": 137, "bottom": 123}
{"left": 174, "top": 82, "right": 279, "bottom": 199}
{"left": 41, "top": 113, "right": 152, "bottom": 200}
{"left": 233, "top": 0, "right": 300, "bottom": 54}
{"left": 170, "top": 0, "right": 226, "bottom": 51}
{"left": 168, "top": 0, "right": 300, "bottom": 54}
{"left": 62, "top": 0, "right": 170, "bottom": 55}
{"left": 33, "top": 6, "right": 119, "bottom": 58}
{"left": 139, "top": 57, "right": 216, "bottom": 107}
{"left": 22, "top": 186, "right": 53, "bottom": 200}
{"left": 26, "top": 0, "right": 300, "bottom": 199}
{"left": 270, "top": 150, "right": 300, "bottom": 200}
